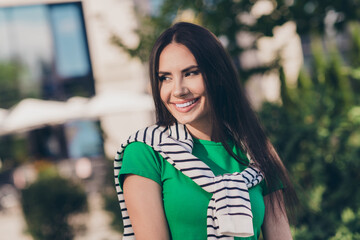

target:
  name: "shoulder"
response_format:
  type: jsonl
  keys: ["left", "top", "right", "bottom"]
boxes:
{"left": 123, "top": 141, "right": 159, "bottom": 158}
{"left": 119, "top": 142, "right": 164, "bottom": 188}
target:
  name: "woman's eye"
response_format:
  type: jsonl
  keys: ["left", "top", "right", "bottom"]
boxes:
{"left": 185, "top": 70, "right": 200, "bottom": 78}
{"left": 158, "top": 75, "right": 170, "bottom": 82}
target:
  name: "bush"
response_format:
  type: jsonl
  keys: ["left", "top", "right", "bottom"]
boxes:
{"left": 21, "top": 172, "right": 88, "bottom": 240}
{"left": 259, "top": 31, "right": 360, "bottom": 239}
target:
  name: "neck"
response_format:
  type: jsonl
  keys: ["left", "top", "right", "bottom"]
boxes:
{"left": 185, "top": 123, "right": 213, "bottom": 141}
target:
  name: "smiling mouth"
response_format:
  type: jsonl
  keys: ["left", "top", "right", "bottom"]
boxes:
{"left": 175, "top": 98, "right": 199, "bottom": 108}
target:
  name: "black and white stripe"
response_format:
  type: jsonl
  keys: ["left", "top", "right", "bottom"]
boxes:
{"left": 114, "top": 123, "right": 264, "bottom": 239}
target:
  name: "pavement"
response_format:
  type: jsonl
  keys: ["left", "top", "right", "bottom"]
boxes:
{"left": 0, "top": 193, "right": 123, "bottom": 240}
{"left": 0, "top": 203, "right": 31, "bottom": 240}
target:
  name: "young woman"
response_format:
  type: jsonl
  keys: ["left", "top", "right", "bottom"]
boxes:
{"left": 114, "top": 22, "right": 297, "bottom": 240}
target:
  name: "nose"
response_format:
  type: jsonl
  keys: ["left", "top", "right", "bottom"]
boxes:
{"left": 172, "top": 75, "right": 189, "bottom": 97}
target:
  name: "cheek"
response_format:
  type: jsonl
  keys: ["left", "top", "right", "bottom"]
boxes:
{"left": 193, "top": 78, "right": 206, "bottom": 96}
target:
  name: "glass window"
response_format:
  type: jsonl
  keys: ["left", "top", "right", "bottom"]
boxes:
{"left": 0, "top": 5, "right": 52, "bottom": 99}
{"left": 0, "top": 2, "right": 94, "bottom": 107}
{"left": 64, "top": 120, "right": 103, "bottom": 159}
{"left": 50, "top": 3, "right": 90, "bottom": 78}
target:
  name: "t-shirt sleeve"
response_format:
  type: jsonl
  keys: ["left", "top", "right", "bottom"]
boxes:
{"left": 262, "top": 178, "right": 284, "bottom": 196}
{"left": 118, "top": 142, "right": 162, "bottom": 190}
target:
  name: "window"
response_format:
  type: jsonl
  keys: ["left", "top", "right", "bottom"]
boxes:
{"left": 0, "top": 2, "right": 94, "bottom": 107}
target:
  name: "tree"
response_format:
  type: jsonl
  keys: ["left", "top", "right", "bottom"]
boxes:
{"left": 113, "top": 0, "right": 288, "bottom": 80}
{"left": 288, "top": 0, "right": 360, "bottom": 35}
{"left": 112, "top": 0, "right": 360, "bottom": 81}
{"left": 259, "top": 24, "right": 360, "bottom": 239}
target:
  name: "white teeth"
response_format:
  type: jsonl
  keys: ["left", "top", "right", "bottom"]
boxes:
{"left": 175, "top": 99, "right": 197, "bottom": 108}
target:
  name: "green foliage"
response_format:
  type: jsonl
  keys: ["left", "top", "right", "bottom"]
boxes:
{"left": 259, "top": 28, "right": 360, "bottom": 239}
{"left": 112, "top": 0, "right": 292, "bottom": 80}
{"left": 0, "top": 61, "right": 22, "bottom": 109}
{"left": 0, "top": 134, "right": 29, "bottom": 173}
{"left": 288, "top": 0, "right": 360, "bottom": 34}
{"left": 21, "top": 172, "right": 88, "bottom": 240}
{"left": 112, "top": 0, "right": 360, "bottom": 82}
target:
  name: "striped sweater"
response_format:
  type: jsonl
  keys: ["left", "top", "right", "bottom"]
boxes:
{"left": 114, "top": 123, "right": 264, "bottom": 239}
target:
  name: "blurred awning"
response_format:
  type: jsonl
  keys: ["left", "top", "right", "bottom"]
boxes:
{"left": 0, "top": 98, "right": 68, "bottom": 134}
{"left": 86, "top": 91, "right": 154, "bottom": 118}
{"left": 0, "top": 108, "right": 8, "bottom": 135}
{"left": 0, "top": 92, "right": 154, "bottom": 135}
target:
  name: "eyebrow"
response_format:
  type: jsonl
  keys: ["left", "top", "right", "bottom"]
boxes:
{"left": 158, "top": 65, "right": 200, "bottom": 75}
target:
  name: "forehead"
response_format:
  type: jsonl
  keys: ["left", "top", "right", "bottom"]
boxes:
{"left": 158, "top": 43, "right": 198, "bottom": 71}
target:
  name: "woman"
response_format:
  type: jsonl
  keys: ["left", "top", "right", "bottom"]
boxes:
{"left": 114, "top": 22, "right": 297, "bottom": 240}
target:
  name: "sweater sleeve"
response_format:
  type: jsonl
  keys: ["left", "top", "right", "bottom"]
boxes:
{"left": 119, "top": 142, "right": 162, "bottom": 190}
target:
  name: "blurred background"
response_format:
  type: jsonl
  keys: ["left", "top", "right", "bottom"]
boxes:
{"left": 0, "top": 0, "right": 359, "bottom": 239}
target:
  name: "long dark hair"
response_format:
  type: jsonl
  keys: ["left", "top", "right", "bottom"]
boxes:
{"left": 149, "top": 22, "right": 297, "bottom": 217}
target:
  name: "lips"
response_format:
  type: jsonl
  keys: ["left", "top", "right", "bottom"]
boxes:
{"left": 175, "top": 99, "right": 198, "bottom": 108}
{"left": 171, "top": 98, "right": 199, "bottom": 112}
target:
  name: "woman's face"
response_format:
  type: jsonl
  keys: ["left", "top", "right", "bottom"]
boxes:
{"left": 158, "top": 43, "right": 211, "bottom": 133}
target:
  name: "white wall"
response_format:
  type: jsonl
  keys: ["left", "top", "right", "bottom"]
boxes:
{"left": 82, "top": 0, "right": 154, "bottom": 158}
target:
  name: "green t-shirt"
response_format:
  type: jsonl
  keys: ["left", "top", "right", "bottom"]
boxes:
{"left": 119, "top": 138, "right": 267, "bottom": 240}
